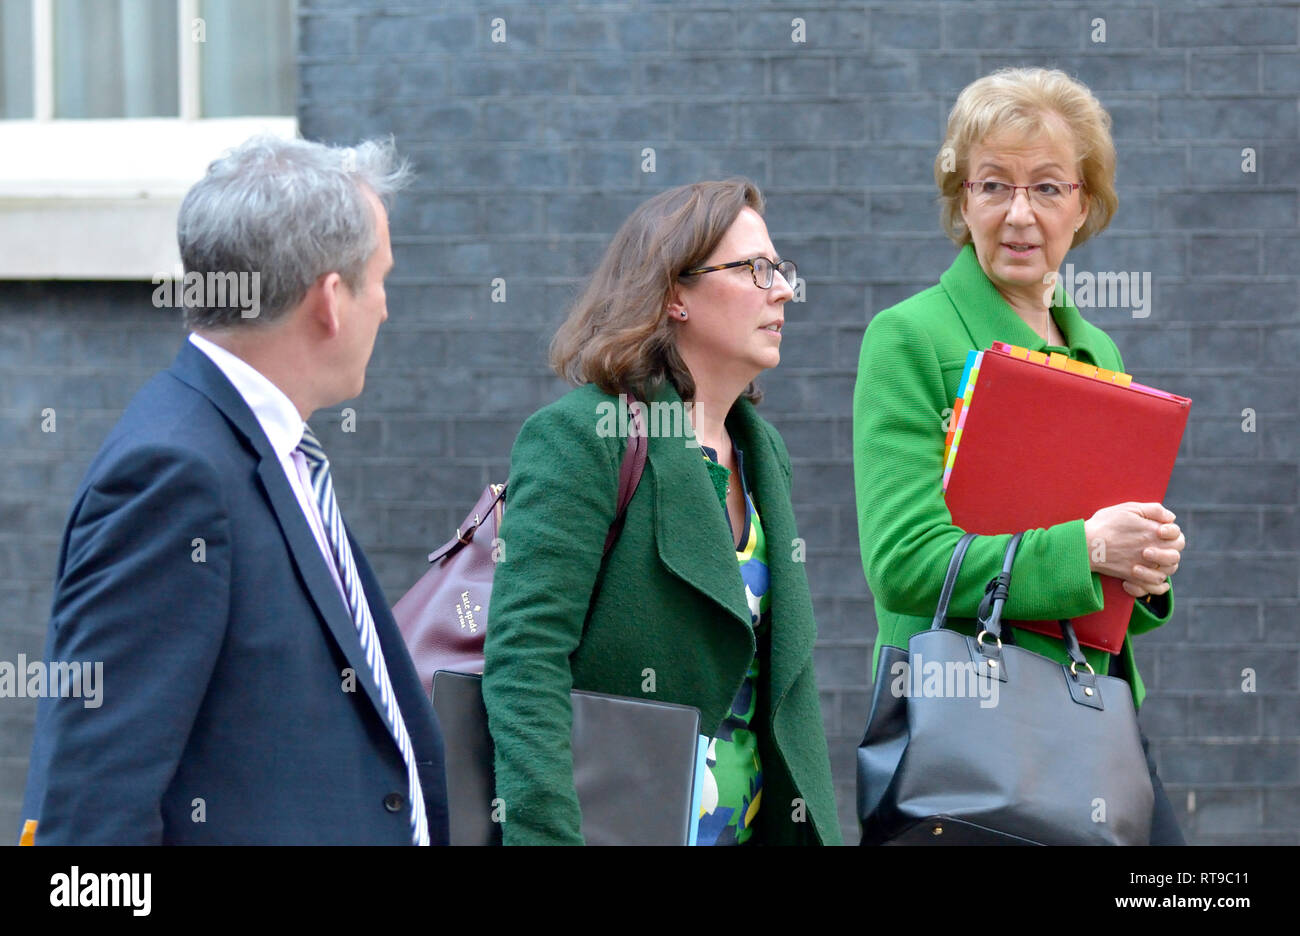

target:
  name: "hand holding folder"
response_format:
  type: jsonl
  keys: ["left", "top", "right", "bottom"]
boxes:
{"left": 942, "top": 342, "right": 1191, "bottom": 652}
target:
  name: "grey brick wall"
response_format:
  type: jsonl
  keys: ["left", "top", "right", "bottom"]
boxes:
{"left": 0, "top": 287, "right": 188, "bottom": 840}
{"left": 2, "top": 0, "right": 1296, "bottom": 845}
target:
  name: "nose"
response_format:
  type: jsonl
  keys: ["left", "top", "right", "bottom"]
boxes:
{"left": 771, "top": 270, "right": 794, "bottom": 303}
{"left": 1005, "top": 187, "right": 1036, "bottom": 225}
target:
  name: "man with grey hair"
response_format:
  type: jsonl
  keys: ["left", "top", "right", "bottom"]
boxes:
{"left": 19, "top": 135, "right": 448, "bottom": 845}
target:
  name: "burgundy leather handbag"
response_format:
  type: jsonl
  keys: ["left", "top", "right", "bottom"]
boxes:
{"left": 394, "top": 397, "right": 647, "bottom": 697}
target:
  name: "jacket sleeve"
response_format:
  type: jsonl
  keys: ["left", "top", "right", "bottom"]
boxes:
{"left": 1131, "top": 586, "right": 1174, "bottom": 635}
{"left": 481, "top": 397, "right": 622, "bottom": 846}
{"left": 852, "top": 309, "right": 1105, "bottom": 622}
{"left": 1103, "top": 330, "right": 1177, "bottom": 637}
{"left": 24, "top": 445, "right": 230, "bottom": 844}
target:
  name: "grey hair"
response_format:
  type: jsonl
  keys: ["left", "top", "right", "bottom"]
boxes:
{"left": 177, "top": 134, "right": 413, "bottom": 329}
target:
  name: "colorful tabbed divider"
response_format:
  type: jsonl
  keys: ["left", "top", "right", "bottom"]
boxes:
{"left": 941, "top": 341, "right": 1155, "bottom": 492}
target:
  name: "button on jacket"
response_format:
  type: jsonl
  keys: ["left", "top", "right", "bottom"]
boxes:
{"left": 853, "top": 243, "right": 1175, "bottom": 709}
{"left": 482, "top": 380, "right": 842, "bottom": 845}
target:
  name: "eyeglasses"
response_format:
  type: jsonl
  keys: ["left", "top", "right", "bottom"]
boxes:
{"left": 962, "top": 179, "right": 1083, "bottom": 210}
{"left": 680, "top": 256, "right": 797, "bottom": 290}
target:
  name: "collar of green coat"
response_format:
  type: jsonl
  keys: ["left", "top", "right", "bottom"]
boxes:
{"left": 939, "top": 243, "right": 1104, "bottom": 365}
{"left": 725, "top": 394, "right": 820, "bottom": 710}
{"left": 639, "top": 379, "right": 754, "bottom": 633}
{"left": 636, "top": 383, "right": 780, "bottom": 608}
{"left": 638, "top": 379, "right": 819, "bottom": 718}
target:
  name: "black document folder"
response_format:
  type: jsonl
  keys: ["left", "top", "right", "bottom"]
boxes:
{"left": 431, "top": 670, "right": 703, "bottom": 845}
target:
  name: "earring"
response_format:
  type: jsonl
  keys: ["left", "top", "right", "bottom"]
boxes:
{"left": 679, "top": 310, "right": 688, "bottom": 320}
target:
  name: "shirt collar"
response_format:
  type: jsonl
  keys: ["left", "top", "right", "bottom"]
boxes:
{"left": 187, "top": 332, "right": 306, "bottom": 459}
{"left": 699, "top": 441, "right": 751, "bottom": 499}
{"left": 939, "top": 242, "right": 1090, "bottom": 360}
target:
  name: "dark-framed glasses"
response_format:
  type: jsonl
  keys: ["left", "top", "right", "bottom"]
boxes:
{"left": 680, "top": 256, "right": 797, "bottom": 290}
{"left": 962, "top": 179, "right": 1083, "bottom": 210}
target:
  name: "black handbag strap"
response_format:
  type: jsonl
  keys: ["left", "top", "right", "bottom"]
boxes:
{"left": 931, "top": 531, "right": 1029, "bottom": 639}
{"left": 960, "top": 531, "right": 1092, "bottom": 667}
{"left": 1056, "top": 618, "right": 1090, "bottom": 670}
{"left": 929, "top": 532, "right": 978, "bottom": 630}
{"left": 976, "top": 532, "right": 1023, "bottom": 640}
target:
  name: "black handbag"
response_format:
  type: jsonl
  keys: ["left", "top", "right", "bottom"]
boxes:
{"left": 856, "top": 531, "right": 1154, "bottom": 845}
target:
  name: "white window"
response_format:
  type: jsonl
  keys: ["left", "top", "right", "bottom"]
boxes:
{"left": 0, "top": 0, "right": 298, "bottom": 279}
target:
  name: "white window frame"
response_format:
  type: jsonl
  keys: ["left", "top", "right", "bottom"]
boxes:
{"left": 0, "top": 0, "right": 297, "bottom": 280}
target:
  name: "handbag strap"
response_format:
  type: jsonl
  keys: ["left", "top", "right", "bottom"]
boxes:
{"left": 975, "top": 531, "right": 1023, "bottom": 641}
{"left": 933, "top": 530, "right": 1094, "bottom": 673}
{"left": 929, "top": 530, "right": 1023, "bottom": 637}
{"left": 602, "top": 392, "right": 648, "bottom": 553}
{"left": 490, "top": 392, "right": 646, "bottom": 556}
{"left": 1056, "top": 618, "right": 1091, "bottom": 672}
{"left": 929, "top": 532, "right": 978, "bottom": 630}
{"left": 973, "top": 536, "right": 1091, "bottom": 668}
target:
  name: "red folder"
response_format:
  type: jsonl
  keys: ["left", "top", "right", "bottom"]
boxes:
{"left": 943, "top": 342, "right": 1192, "bottom": 652}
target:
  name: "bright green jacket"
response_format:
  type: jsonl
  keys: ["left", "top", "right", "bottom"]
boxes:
{"left": 482, "top": 380, "right": 842, "bottom": 845}
{"left": 853, "top": 244, "right": 1175, "bottom": 709}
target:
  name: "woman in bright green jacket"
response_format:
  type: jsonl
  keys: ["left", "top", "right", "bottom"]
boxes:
{"left": 483, "top": 178, "right": 841, "bottom": 846}
{"left": 852, "top": 68, "right": 1187, "bottom": 844}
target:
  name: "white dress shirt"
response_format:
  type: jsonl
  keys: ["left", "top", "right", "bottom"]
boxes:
{"left": 188, "top": 332, "right": 353, "bottom": 611}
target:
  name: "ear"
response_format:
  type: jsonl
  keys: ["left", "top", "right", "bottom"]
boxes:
{"left": 1075, "top": 189, "right": 1090, "bottom": 232}
{"left": 313, "top": 272, "right": 345, "bottom": 338}
{"left": 665, "top": 283, "right": 688, "bottom": 323}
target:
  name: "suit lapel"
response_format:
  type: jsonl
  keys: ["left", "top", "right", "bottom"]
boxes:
{"left": 645, "top": 381, "right": 820, "bottom": 708}
{"left": 727, "top": 402, "right": 817, "bottom": 709}
{"left": 254, "top": 460, "right": 391, "bottom": 722}
{"left": 348, "top": 526, "right": 440, "bottom": 743}
{"left": 169, "top": 341, "right": 392, "bottom": 727}
{"left": 647, "top": 382, "right": 752, "bottom": 632}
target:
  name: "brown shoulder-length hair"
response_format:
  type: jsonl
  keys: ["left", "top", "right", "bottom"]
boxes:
{"left": 550, "top": 178, "right": 765, "bottom": 404}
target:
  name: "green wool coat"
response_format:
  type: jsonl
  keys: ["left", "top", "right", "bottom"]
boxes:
{"left": 482, "top": 380, "right": 842, "bottom": 846}
{"left": 853, "top": 243, "right": 1175, "bottom": 709}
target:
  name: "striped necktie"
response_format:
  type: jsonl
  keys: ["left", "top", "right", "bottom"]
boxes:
{"left": 297, "top": 424, "right": 429, "bottom": 846}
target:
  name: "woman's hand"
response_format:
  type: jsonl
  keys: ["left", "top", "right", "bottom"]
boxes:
{"left": 1083, "top": 502, "right": 1185, "bottom": 598}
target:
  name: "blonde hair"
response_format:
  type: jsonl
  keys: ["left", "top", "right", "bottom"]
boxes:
{"left": 934, "top": 67, "right": 1117, "bottom": 247}
{"left": 550, "top": 178, "right": 765, "bottom": 404}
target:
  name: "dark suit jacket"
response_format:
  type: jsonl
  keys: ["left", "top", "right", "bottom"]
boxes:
{"left": 19, "top": 341, "right": 448, "bottom": 844}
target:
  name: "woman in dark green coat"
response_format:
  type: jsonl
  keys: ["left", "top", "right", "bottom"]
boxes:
{"left": 482, "top": 179, "right": 841, "bottom": 846}
{"left": 852, "top": 68, "right": 1188, "bottom": 843}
